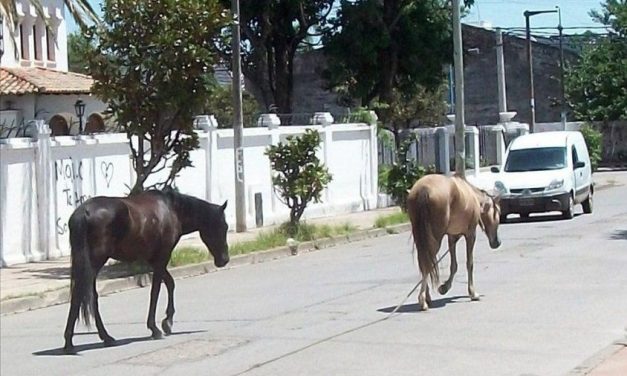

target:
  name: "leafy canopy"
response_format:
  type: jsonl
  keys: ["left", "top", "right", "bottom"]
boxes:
{"left": 87, "top": 0, "right": 229, "bottom": 193}
{"left": 217, "top": 0, "right": 334, "bottom": 114}
{"left": 565, "top": 0, "right": 627, "bottom": 122}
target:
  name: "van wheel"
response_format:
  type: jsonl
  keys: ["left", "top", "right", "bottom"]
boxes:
{"left": 500, "top": 213, "right": 508, "bottom": 223}
{"left": 562, "top": 195, "right": 574, "bottom": 219}
{"left": 582, "top": 192, "right": 593, "bottom": 214}
{"left": 520, "top": 212, "right": 530, "bottom": 219}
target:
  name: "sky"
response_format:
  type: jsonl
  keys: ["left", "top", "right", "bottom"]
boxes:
{"left": 66, "top": 0, "right": 606, "bottom": 36}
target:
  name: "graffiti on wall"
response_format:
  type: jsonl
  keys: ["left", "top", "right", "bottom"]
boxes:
{"left": 53, "top": 158, "right": 116, "bottom": 236}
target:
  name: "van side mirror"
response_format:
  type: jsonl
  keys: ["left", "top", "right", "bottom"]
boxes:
{"left": 575, "top": 161, "right": 585, "bottom": 169}
{"left": 490, "top": 166, "right": 500, "bottom": 173}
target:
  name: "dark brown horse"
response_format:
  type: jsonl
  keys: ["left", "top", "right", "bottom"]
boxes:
{"left": 406, "top": 174, "right": 501, "bottom": 311}
{"left": 63, "top": 188, "right": 230, "bottom": 352}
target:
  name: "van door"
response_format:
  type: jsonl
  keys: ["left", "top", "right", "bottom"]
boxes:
{"left": 571, "top": 145, "right": 587, "bottom": 202}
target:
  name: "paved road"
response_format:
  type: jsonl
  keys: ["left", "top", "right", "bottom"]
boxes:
{"left": 2, "top": 185, "right": 626, "bottom": 376}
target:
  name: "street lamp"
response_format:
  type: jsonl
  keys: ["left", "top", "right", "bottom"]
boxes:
{"left": 524, "top": 9, "right": 557, "bottom": 133}
{"left": 74, "top": 99, "right": 86, "bottom": 134}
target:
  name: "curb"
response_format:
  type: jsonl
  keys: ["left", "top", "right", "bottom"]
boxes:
{"left": 567, "top": 336, "right": 627, "bottom": 375}
{"left": 0, "top": 223, "right": 411, "bottom": 316}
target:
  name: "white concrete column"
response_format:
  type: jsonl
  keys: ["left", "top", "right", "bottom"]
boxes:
{"left": 320, "top": 122, "right": 332, "bottom": 204}
{"left": 367, "top": 111, "right": 379, "bottom": 209}
{"left": 465, "top": 126, "right": 480, "bottom": 178}
{"left": 257, "top": 113, "right": 281, "bottom": 129}
{"left": 312, "top": 112, "right": 334, "bottom": 126}
{"left": 195, "top": 115, "right": 218, "bottom": 203}
{"left": 34, "top": 120, "right": 53, "bottom": 260}
{"left": 435, "top": 127, "right": 450, "bottom": 174}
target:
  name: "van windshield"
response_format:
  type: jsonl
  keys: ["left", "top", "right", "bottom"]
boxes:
{"left": 505, "top": 147, "right": 567, "bottom": 172}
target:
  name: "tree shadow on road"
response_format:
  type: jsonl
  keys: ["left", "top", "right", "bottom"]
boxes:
{"left": 377, "top": 295, "right": 468, "bottom": 313}
{"left": 610, "top": 229, "right": 627, "bottom": 240}
{"left": 32, "top": 330, "right": 206, "bottom": 356}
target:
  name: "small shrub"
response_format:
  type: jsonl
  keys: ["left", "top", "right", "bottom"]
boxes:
{"left": 580, "top": 123, "right": 602, "bottom": 171}
{"left": 266, "top": 129, "right": 333, "bottom": 236}
{"left": 381, "top": 134, "right": 436, "bottom": 211}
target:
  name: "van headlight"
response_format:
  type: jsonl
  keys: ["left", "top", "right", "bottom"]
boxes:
{"left": 494, "top": 181, "right": 508, "bottom": 194}
{"left": 547, "top": 179, "right": 564, "bottom": 190}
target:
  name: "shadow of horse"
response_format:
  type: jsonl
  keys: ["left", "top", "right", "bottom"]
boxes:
{"left": 33, "top": 330, "right": 206, "bottom": 356}
{"left": 610, "top": 229, "right": 627, "bottom": 240}
{"left": 377, "top": 295, "right": 468, "bottom": 314}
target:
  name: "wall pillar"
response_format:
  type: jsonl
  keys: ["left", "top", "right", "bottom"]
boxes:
{"left": 465, "top": 126, "right": 480, "bottom": 178}
{"left": 367, "top": 111, "right": 378, "bottom": 209}
{"left": 435, "top": 127, "right": 450, "bottom": 174}
{"left": 34, "top": 120, "right": 53, "bottom": 261}
{"left": 195, "top": 115, "right": 218, "bottom": 203}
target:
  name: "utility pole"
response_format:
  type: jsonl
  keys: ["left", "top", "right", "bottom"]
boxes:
{"left": 232, "top": 0, "right": 246, "bottom": 232}
{"left": 496, "top": 28, "right": 507, "bottom": 114}
{"left": 524, "top": 9, "right": 557, "bottom": 133}
{"left": 452, "top": 0, "right": 465, "bottom": 177}
{"left": 557, "top": 6, "right": 567, "bottom": 130}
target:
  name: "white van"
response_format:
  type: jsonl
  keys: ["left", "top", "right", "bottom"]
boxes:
{"left": 492, "top": 131, "right": 593, "bottom": 221}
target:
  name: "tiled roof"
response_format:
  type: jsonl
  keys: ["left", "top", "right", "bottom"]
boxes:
{"left": 0, "top": 67, "right": 94, "bottom": 95}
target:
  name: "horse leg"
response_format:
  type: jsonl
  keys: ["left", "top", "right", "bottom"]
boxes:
{"left": 439, "top": 235, "right": 460, "bottom": 295}
{"left": 161, "top": 270, "right": 175, "bottom": 336}
{"left": 418, "top": 273, "right": 430, "bottom": 311}
{"left": 465, "top": 232, "right": 480, "bottom": 301}
{"left": 63, "top": 288, "right": 81, "bottom": 353}
{"left": 92, "top": 279, "right": 115, "bottom": 346}
{"left": 147, "top": 266, "right": 165, "bottom": 339}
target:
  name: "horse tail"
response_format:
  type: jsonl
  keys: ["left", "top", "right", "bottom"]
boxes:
{"left": 68, "top": 207, "right": 94, "bottom": 327}
{"left": 407, "top": 188, "right": 440, "bottom": 286}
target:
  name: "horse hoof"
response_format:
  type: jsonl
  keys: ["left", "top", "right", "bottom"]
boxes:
{"left": 418, "top": 301, "right": 429, "bottom": 311}
{"left": 103, "top": 337, "right": 116, "bottom": 347}
{"left": 151, "top": 330, "right": 163, "bottom": 340}
{"left": 63, "top": 344, "right": 76, "bottom": 354}
{"left": 161, "top": 318, "right": 172, "bottom": 336}
{"left": 470, "top": 295, "right": 480, "bottom": 301}
{"left": 438, "top": 284, "right": 449, "bottom": 295}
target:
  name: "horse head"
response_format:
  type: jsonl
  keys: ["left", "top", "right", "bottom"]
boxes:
{"left": 200, "top": 200, "right": 230, "bottom": 267}
{"left": 479, "top": 192, "right": 502, "bottom": 249}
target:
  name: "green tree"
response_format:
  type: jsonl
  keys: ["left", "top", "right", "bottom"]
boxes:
{"left": 87, "top": 0, "right": 228, "bottom": 194}
{"left": 217, "top": 0, "right": 334, "bottom": 114}
{"left": 265, "top": 129, "right": 333, "bottom": 235}
{"left": 565, "top": 0, "right": 627, "bottom": 122}
{"left": 67, "top": 32, "right": 94, "bottom": 74}
{"left": 203, "top": 85, "right": 261, "bottom": 128}
{"left": 323, "top": 0, "right": 468, "bottom": 144}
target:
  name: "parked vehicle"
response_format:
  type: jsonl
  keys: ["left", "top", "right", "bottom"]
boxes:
{"left": 491, "top": 131, "right": 593, "bottom": 221}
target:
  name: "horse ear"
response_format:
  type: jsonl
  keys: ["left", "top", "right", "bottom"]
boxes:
{"left": 220, "top": 200, "right": 228, "bottom": 211}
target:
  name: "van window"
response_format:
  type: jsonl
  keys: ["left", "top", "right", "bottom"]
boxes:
{"left": 572, "top": 146, "right": 579, "bottom": 166}
{"left": 505, "top": 147, "right": 567, "bottom": 172}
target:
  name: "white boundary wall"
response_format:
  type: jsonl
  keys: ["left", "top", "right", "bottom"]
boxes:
{"left": 0, "top": 117, "right": 378, "bottom": 267}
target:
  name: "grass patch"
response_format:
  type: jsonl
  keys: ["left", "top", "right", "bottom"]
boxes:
{"left": 169, "top": 247, "right": 209, "bottom": 267}
{"left": 230, "top": 222, "right": 358, "bottom": 256}
{"left": 229, "top": 230, "right": 287, "bottom": 255}
{"left": 374, "top": 212, "right": 409, "bottom": 228}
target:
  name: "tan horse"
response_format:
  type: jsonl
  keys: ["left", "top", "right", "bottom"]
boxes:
{"left": 406, "top": 174, "right": 501, "bottom": 311}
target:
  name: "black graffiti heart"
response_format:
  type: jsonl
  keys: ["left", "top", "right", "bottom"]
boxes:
{"left": 101, "top": 162, "right": 114, "bottom": 188}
